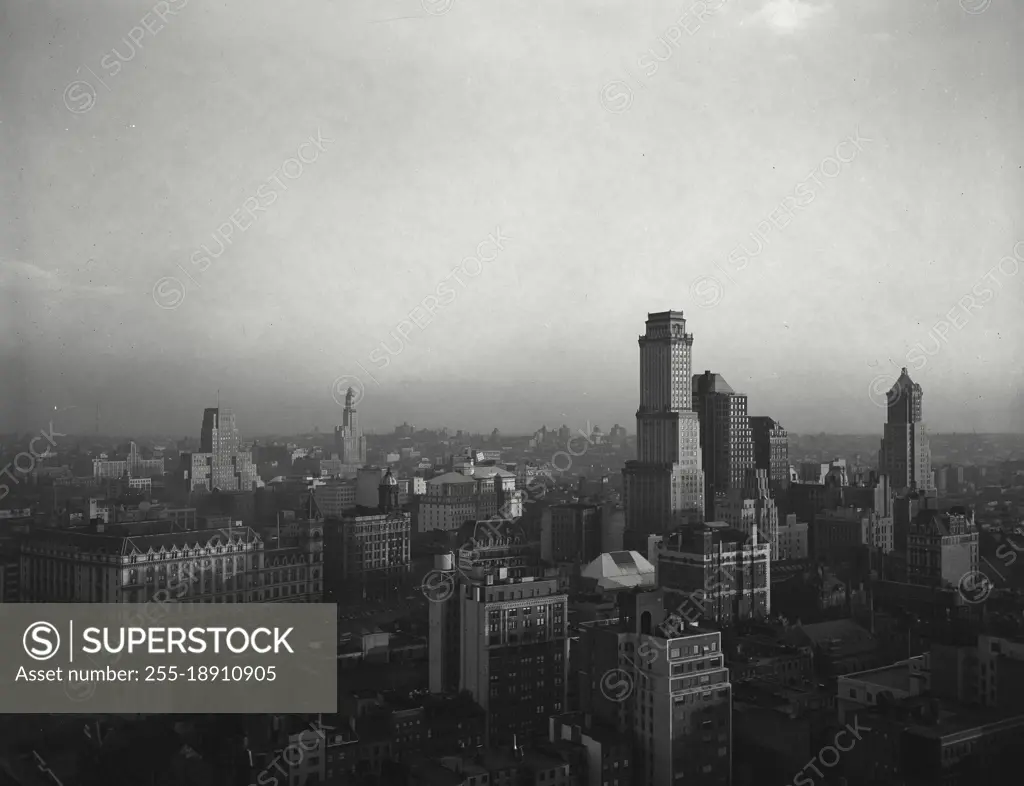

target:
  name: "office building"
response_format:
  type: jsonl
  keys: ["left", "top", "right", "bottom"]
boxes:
{"left": 878, "top": 368, "right": 934, "bottom": 492}
{"left": 92, "top": 441, "right": 165, "bottom": 479}
{"left": 775, "top": 514, "right": 809, "bottom": 561}
{"left": 181, "top": 408, "right": 258, "bottom": 492}
{"left": 324, "top": 469, "right": 411, "bottom": 602}
{"left": 715, "top": 469, "right": 780, "bottom": 560}
{"left": 693, "top": 371, "right": 755, "bottom": 519}
{"left": 813, "top": 506, "right": 892, "bottom": 562}
{"left": 542, "top": 502, "right": 603, "bottom": 564}
{"left": 419, "top": 470, "right": 521, "bottom": 532}
{"left": 312, "top": 478, "right": 358, "bottom": 518}
{"left": 448, "top": 567, "right": 568, "bottom": 746}
{"left": 907, "top": 508, "right": 978, "bottom": 588}
{"left": 578, "top": 589, "right": 732, "bottom": 786}
{"left": 749, "top": 417, "right": 789, "bottom": 492}
{"left": 657, "top": 523, "right": 770, "bottom": 625}
{"left": 334, "top": 387, "right": 368, "bottom": 466}
{"left": 19, "top": 517, "right": 322, "bottom": 603}
{"left": 622, "top": 312, "right": 706, "bottom": 550}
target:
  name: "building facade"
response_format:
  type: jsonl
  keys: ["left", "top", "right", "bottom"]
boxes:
{"left": 878, "top": 368, "right": 934, "bottom": 492}
{"left": 543, "top": 502, "right": 603, "bottom": 564}
{"left": 657, "top": 524, "right": 771, "bottom": 625}
{"left": 693, "top": 371, "right": 755, "bottom": 520}
{"left": 749, "top": 417, "right": 789, "bottom": 492}
{"left": 19, "top": 520, "right": 322, "bottom": 603}
{"left": 715, "top": 469, "right": 780, "bottom": 561}
{"left": 181, "top": 408, "right": 258, "bottom": 492}
{"left": 334, "top": 387, "right": 368, "bottom": 466}
{"left": 325, "top": 470, "right": 411, "bottom": 602}
{"left": 622, "top": 312, "right": 706, "bottom": 548}
{"left": 579, "top": 590, "right": 732, "bottom": 786}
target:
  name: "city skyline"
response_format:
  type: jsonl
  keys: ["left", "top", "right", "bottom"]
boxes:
{"left": 2, "top": 0, "right": 1021, "bottom": 436}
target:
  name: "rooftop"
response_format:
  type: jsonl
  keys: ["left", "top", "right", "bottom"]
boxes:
{"left": 838, "top": 661, "right": 914, "bottom": 693}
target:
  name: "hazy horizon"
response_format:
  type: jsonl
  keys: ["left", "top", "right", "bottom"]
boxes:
{"left": 3, "top": 0, "right": 1021, "bottom": 437}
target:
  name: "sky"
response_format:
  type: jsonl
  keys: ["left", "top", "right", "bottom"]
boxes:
{"left": 1, "top": 0, "right": 1021, "bottom": 439}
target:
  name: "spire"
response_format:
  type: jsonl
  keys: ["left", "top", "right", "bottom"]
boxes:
{"left": 345, "top": 387, "right": 356, "bottom": 408}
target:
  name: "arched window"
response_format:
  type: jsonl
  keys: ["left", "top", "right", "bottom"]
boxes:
{"left": 641, "top": 611, "right": 652, "bottom": 635}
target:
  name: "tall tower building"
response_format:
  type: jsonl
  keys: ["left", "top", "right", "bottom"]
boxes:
{"left": 878, "top": 368, "right": 934, "bottom": 492}
{"left": 334, "top": 388, "right": 367, "bottom": 466}
{"left": 622, "top": 312, "right": 705, "bottom": 551}
{"left": 191, "top": 408, "right": 257, "bottom": 492}
{"left": 692, "top": 371, "right": 754, "bottom": 520}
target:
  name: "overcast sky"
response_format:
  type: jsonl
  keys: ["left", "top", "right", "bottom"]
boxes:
{"left": 1, "top": 0, "right": 1021, "bottom": 439}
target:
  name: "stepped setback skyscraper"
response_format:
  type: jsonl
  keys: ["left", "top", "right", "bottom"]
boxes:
{"left": 334, "top": 387, "right": 367, "bottom": 466}
{"left": 622, "top": 312, "right": 705, "bottom": 550}
{"left": 878, "top": 368, "right": 934, "bottom": 492}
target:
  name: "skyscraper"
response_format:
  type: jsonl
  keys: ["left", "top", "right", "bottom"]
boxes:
{"left": 185, "top": 407, "right": 257, "bottom": 492}
{"left": 878, "top": 368, "right": 934, "bottom": 492}
{"left": 692, "top": 371, "right": 754, "bottom": 520}
{"left": 749, "top": 416, "right": 789, "bottom": 491}
{"left": 622, "top": 312, "right": 705, "bottom": 550}
{"left": 334, "top": 388, "right": 367, "bottom": 466}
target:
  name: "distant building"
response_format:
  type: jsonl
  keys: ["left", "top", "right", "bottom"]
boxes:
{"left": 324, "top": 469, "right": 411, "bottom": 602}
{"left": 749, "top": 416, "right": 789, "bottom": 491}
{"left": 418, "top": 471, "right": 521, "bottom": 532}
{"left": 181, "top": 408, "right": 258, "bottom": 492}
{"left": 878, "top": 368, "right": 934, "bottom": 492}
{"left": 776, "top": 514, "right": 809, "bottom": 561}
{"left": 92, "top": 441, "right": 164, "bottom": 479}
{"left": 907, "top": 508, "right": 978, "bottom": 588}
{"left": 334, "top": 388, "right": 368, "bottom": 466}
{"left": 693, "top": 370, "right": 755, "bottom": 519}
{"left": 542, "top": 502, "right": 603, "bottom": 564}
{"left": 813, "top": 506, "right": 893, "bottom": 563}
{"left": 312, "top": 479, "right": 358, "bottom": 518}
{"left": 19, "top": 518, "right": 322, "bottom": 603}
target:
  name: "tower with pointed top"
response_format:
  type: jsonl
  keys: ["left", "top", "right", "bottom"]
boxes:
{"left": 878, "top": 368, "right": 934, "bottom": 491}
{"left": 334, "top": 388, "right": 367, "bottom": 466}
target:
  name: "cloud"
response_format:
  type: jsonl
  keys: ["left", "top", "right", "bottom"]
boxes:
{"left": 747, "top": 0, "right": 829, "bottom": 34}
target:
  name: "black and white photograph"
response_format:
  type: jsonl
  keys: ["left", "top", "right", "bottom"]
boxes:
{"left": 1, "top": 0, "right": 1022, "bottom": 784}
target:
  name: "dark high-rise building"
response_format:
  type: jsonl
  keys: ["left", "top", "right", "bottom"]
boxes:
{"left": 749, "top": 416, "right": 789, "bottom": 491}
{"left": 622, "top": 312, "right": 705, "bottom": 551}
{"left": 692, "top": 371, "right": 754, "bottom": 520}
{"left": 878, "top": 368, "right": 934, "bottom": 492}
{"left": 543, "top": 502, "right": 603, "bottom": 564}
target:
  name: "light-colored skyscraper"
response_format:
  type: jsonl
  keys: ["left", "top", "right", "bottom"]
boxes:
{"left": 334, "top": 388, "right": 367, "bottom": 466}
{"left": 878, "top": 368, "right": 934, "bottom": 492}
{"left": 622, "top": 312, "right": 705, "bottom": 549}
{"left": 182, "top": 407, "right": 257, "bottom": 492}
